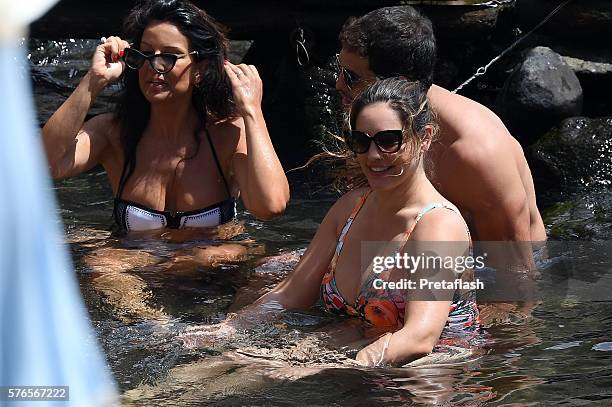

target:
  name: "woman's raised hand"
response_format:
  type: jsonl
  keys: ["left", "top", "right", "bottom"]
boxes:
{"left": 224, "top": 61, "right": 263, "bottom": 117}
{"left": 89, "top": 36, "right": 130, "bottom": 91}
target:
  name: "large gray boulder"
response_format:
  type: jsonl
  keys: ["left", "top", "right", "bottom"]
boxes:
{"left": 499, "top": 46, "right": 583, "bottom": 143}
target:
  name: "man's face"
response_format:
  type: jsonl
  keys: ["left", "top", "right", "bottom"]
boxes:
{"left": 335, "top": 48, "right": 377, "bottom": 106}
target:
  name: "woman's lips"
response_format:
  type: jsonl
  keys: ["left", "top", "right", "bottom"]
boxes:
{"left": 149, "top": 81, "right": 168, "bottom": 91}
{"left": 368, "top": 165, "right": 393, "bottom": 175}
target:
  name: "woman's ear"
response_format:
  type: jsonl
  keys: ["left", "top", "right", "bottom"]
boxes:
{"left": 193, "top": 60, "right": 209, "bottom": 86}
{"left": 194, "top": 70, "right": 202, "bottom": 85}
{"left": 421, "top": 125, "right": 434, "bottom": 153}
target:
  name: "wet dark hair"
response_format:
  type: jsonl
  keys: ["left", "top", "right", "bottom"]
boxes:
{"left": 114, "top": 0, "right": 234, "bottom": 198}
{"left": 312, "top": 77, "right": 437, "bottom": 190}
{"left": 339, "top": 6, "right": 436, "bottom": 89}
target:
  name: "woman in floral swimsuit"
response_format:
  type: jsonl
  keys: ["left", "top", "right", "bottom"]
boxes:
{"left": 204, "top": 77, "right": 481, "bottom": 366}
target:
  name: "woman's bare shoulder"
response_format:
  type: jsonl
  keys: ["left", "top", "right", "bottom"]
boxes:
{"left": 410, "top": 205, "right": 469, "bottom": 242}
{"left": 331, "top": 187, "right": 370, "bottom": 218}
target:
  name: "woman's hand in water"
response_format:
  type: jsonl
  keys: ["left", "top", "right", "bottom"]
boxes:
{"left": 224, "top": 61, "right": 263, "bottom": 117}
{"left": 180, "top": 302, "right": 285, "bottom": 349}
{"left": 180, "top": 320, "right": 238, "bottom": 349}
{"left": 355, "top": 332, "right": 394, "bottom": 367}
{"left": 89, "top": 36, "right": 130, "bottom": 92}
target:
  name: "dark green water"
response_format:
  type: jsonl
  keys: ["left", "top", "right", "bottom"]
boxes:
{"left": 33, "top": 39, "right": 612, "bottom": 406}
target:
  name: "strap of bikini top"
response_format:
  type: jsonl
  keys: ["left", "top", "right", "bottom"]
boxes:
{"left": 203, "top": 128, "right": 232, "bottom": 199}
{"left": 366, "top": 202, "right": 473, "bottom": 285}
{"left": 407, "top": 202, "right": 472, "bottom": 243}
{"left": 337, "top": 189, "right": 371, "bottom": 246}
{"left": 350, "top": 190, "right": 371, "bottom": 219}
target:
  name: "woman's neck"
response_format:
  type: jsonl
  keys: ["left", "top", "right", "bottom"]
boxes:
{"left": 148, "top": 101, "right": 201, "bottom": 143}
{"left": 370, "top": 165, "right": 441, "bottom": 216}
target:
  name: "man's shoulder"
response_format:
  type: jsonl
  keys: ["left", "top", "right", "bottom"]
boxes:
{"left": 430, "top": 85, "right": 510, "bottom": 140}
{"left": 433, "top": 119, "right": 522, "bottom": 205}
{"left": 430, "top": 87, "right": 519, "bottom": 166}
{"left": 434, "top": 135, "right": 525, "bottom": 210}
{"left": 440, "top": 136, "right": 508, "bottom": 175}
{"left": 430, "top": 85, "right": 498, "bottom": 117}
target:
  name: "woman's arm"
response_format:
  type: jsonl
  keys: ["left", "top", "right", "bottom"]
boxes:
{"left": 180, "top": 192, "right": 356, "bottom": 348}
{"left": 359, "top": 300, "right": 452, "bottom": 366}
{"left": 224, "top": 62, "right": 289, "bottom": 220}
{"left": 357, "top": 208, "right": 471, "bottom": 366}
{"left": 243, "top": 192, "right": 358, "bottom": 313}
{"left": 41, "top": 36, "right": 128, "bottom": 179}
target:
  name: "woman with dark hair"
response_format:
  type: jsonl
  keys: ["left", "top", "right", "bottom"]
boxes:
{"left": 42, "top": 0, "right": 289, "bottom": 234}
{"left": 183, "top": 77, "right": 482, "bottom": 367}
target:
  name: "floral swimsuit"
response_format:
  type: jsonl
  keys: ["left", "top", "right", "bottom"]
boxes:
{"left": 320, "top": 190, "right": 480, "bottom": 342}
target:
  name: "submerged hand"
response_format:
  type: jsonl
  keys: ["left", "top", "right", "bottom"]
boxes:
{"left": 355, "top": 332, "right": 393, "bottom": 367}
{"left": 224, "top": 61, "right": 263, "bottom": 117}
{"left": 90, "top": 35, "right": 129, "bottom": 90}
{"left": 180, "top": 301, "right": 286, "bottom": 349}
{"left": 179, "top": 320, "right": 238, "bottom": 349}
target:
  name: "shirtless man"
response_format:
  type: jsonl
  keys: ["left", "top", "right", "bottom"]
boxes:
{"left": 335, "top": 6, "right": 546, "bottom": 269}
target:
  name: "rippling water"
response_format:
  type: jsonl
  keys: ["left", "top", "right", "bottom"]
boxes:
{"left": 30, "top": 39, "right": 612, "bottom": 405}
{"left": 53, "top": 172, "right": 612, "bottom": 406}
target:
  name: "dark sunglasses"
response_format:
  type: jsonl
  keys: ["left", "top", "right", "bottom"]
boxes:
{"left": 344, "top": 129, "right": 404, "bottom": 154}
{"left": 122, "top": 48, "right": 198, "bottom": 74}
{"left": 335, "top": 54, "right": 360, "bottom": 89}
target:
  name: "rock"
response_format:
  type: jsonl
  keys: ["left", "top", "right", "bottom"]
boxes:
{"left": 542, "top": 189, "right": 612, "bottom": 241}
{"left": 425, "top": 5, "right": 503, "bottom": 39}
{"left": 530, "top": 116, "right": 612, "bottom": 195}
{"left": 551, "top": 46, "right": 612, "bottom": 117}
{"left": 499, "top": 47, "right": 583, "bottom": 143}
{"left": 562, "top": 56, "right": 612, "bottom": 76}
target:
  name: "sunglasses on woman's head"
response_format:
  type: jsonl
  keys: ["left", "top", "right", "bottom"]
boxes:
{"left": 122, "top": 48, "right": 198, "bottom": 74}
{"left": 344, "top": 129, "right": 404, "bottom": 154}
{"left": 335, "top": 54, "right": 360, "bottom": 89}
